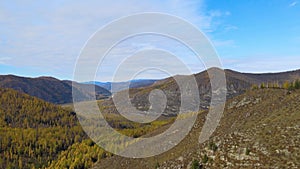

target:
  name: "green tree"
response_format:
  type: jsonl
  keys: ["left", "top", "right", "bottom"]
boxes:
{"left": 294, "top": 79, "right": 300, "bottom": 89}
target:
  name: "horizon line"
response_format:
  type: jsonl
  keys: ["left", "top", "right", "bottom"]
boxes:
{"left": 1, "top": 67, "right": 300, "bottom": 82}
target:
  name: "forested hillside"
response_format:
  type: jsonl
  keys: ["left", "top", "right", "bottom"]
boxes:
{"left": 0, "top": 88, "right": 89, "bottom": 168}
{"left": 0, "top": 75, "right": 111, "bottom": 104}
{"left": 0, "top": 87, "right": 173, "bottom": 169}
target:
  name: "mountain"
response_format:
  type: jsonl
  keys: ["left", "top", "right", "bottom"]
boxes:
{"left": 1, "top": 68, "right": 299, "bottom": 105}
{"left": 151, "top": 68, "right": 300, "bottom": 95}
{"left": 224, "top": 68, "right": 300, "bottom": 84}
{"left": 84, "top": 79, "right": 157, "bottom": 93}
{"left": 94, "top": 88, "right": 300, "bottom": 168}
{"left": 0, "top": 75, "right": 111, "bottom": 104}
{"left": 99, "top": 68, "right": 300, "bottom": 116}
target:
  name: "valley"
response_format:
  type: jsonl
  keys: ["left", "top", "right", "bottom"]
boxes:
{"left": 0, "top": 69, "right": 300, "bottom": 168}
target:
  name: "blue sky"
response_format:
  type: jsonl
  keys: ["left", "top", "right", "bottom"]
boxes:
{"left": 0, "top": 0, "right": 300, "bottom": 81}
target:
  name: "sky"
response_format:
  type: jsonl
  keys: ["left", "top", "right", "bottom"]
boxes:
{"left": 0, "top": 0, "right": 300, "bottom": 81}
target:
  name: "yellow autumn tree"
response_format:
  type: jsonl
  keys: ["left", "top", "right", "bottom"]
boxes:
{"left": 283, "top": 81, "right": 290, "bottom": 89}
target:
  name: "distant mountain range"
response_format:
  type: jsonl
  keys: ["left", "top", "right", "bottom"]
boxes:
{"left": 83, "top": 79, "right": 157, "bottom": 93}
{"left": 0, "top": 75, "right": 111, "bottom": 104}
{"left": 100, "top": 68, "right": 300, "bottom": 116}
{"left": 1, "top": 68, "right": 300, "bottom": 105}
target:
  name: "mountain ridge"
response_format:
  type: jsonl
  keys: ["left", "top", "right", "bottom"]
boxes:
{"left": 116, "top": 68, "right": 300, "bottom": 116}
{"left": 1, "top": 68, "right": 300, "bottom": 105}
{"left": 84, "top": 79, "right": 158, "bottom": 93}
{"left": 0, "top": 74, "right": 111, "bottom": 104}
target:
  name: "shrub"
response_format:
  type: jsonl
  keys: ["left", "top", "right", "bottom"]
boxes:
{"left": 283, "top": 81, "right": 290, "bottom": 89}
{"left": 251, "top": 84, "right": 259, "bottom": 90}
{"left": 245, "top": 148, "right": 250, "bottom": 155}
{"left": 191, "top": 159, "right": 200, "bottom": 169}
{"left": 209, "top": 142, "right": 218, "bottom": 152}
{"left": 202, "top": 154, "right": 208, "bottom": 164}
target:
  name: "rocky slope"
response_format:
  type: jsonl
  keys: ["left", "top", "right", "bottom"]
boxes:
{"left": 99, "top": 68, "right": 300, "bottom": 116}
{"left": 93, "top": 88, "right": 300, "bottom": 169}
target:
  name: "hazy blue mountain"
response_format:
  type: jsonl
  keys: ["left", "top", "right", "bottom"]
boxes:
{"left": 84, "top": 79, "right": 158, "bottom": 93}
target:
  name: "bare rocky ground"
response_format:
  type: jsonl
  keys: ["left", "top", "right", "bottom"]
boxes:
{"left": 93, "top": 89, "right": 300, "bottom": 169}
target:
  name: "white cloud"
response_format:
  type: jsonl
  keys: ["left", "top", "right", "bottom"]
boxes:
{"left": 224, "top": 25, "right": 238, "bottom": 32}
{"left": 289, "top": 1, "right": 298, "bottom": 7}
{"left": 94, "top": 33, "right": 205, "bottom": 81}
{"left": 0, "top": 0, "right": 231, "bottom": 80}
{"left": 223, "top": 55, "right": 300, "bottom": 73}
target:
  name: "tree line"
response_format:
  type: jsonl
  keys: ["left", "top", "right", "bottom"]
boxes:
{"left": 251, "top": 79, "right": 300, "bottom": 90}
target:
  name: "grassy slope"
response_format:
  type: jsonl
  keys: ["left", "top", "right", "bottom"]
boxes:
{"left": 94, "top": 88, "right": 300, "bottom": 169}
